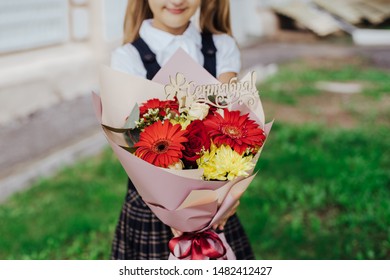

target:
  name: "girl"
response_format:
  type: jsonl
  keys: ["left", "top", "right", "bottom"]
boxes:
{"left": 110, "top": 0, "right": 255, "bottom": 260}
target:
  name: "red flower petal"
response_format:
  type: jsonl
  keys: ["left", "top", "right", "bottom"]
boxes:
{"left": 204, "top": 109, "right": 266, "bottom": 154}
{"left": 134, "top": 121, "right": 188, "bottom": 167}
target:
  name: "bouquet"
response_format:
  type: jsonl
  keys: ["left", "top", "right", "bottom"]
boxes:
{"left": 93, "top": 49, "right": 272, "bottom": 260}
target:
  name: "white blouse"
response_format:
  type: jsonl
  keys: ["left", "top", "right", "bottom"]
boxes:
{"left": 111, "top": 19, "right": 241, "bottom": 78}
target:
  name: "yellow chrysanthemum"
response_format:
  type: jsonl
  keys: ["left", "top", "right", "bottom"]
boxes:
{"left": 197, "top": 144, "right": 254, "bottom": 181}
{"left": 196, "top": 142, "right": 218, "bottom": 177}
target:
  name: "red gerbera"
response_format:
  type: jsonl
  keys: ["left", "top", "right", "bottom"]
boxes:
{"left": 139, "top": 98, "right": 179, "bottom": 117}
{"left": 204, "top": 109, "right": 266, "bottom": 155}
{"left": 134, "top": 121, "right": 188, "bottom": 167}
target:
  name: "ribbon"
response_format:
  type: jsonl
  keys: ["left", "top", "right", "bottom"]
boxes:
{"left": 169, "top": 230, "right": 227, "bottom": 260}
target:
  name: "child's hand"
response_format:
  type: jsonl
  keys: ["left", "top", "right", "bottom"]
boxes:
{"left": 212, "top": 200, "right": 240, "bottom": 231}
{"left": 171, "top": 228, "right": 183, "bottom": 237}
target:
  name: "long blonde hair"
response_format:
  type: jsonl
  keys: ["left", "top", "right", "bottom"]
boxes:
{"left": 123, "top": 0, "right": 232, "bottom": 44}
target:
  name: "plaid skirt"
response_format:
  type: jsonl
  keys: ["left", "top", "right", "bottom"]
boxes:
{"left": 111, "top": 179, "right": 255, "bottom": 260}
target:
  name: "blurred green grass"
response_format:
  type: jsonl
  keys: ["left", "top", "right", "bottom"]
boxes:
{"left": 246, "top": 123, "right": 390, "bottom": 259}
{"left": 1, "top": 58, "right": 389, "bottom": 260}
{"left": 0, "top": 149, "right": 127, "bottom": 259}
{"left": 261, "top": 58, "right": 390, "bottom": 104}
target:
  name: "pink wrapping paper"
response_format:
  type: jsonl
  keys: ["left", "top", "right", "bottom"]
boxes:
{"left": 93, "top": 48, "right": 272, "bottom": 260}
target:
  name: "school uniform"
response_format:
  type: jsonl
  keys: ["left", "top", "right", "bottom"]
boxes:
{"left": 110, "top": 19, "right": 255, "bottom": 260}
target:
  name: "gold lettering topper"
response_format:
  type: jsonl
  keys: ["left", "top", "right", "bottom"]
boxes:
{"left": 164, "top": 72, "right": 259, "bottom": 111}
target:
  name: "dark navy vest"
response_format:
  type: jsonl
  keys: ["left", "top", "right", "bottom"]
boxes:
{"left": 131, "top": 33, "right": 217, "bottom": 79}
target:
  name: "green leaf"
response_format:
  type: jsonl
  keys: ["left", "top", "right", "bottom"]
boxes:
{"left": 124, "top": 129, "right": 140, "bottom": 147}
{"left": 123, "top": 104, "right": 140, "bottom": 129}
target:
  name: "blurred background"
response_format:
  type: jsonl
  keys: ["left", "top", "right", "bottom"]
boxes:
{"left": 0, "top": 0, "right": 389, "bottom": 259}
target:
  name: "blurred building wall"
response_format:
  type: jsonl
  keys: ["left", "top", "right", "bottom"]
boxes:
{"left": 0, "top": 0, "right": 273, "bottom": 125}
{"left": 0, "top": 0, "right": 127, "bottom": 125}
{"left": 231, "top": 0, "right": 278, "bottom": 44}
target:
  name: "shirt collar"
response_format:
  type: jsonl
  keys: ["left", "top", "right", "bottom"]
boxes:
{"left": 139, "top": 19, "right": 201, "bottom": 53}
